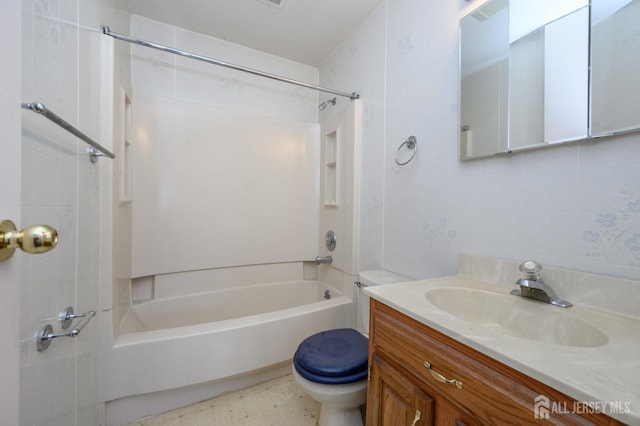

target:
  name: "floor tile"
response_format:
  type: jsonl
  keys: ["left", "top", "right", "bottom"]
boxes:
{"left": 126, "top": 374, "right": 320, "bottom": 426}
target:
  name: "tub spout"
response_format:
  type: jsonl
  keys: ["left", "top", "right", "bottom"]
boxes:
{"left": 315, "top": 255, "right": 332, "bottom": 265}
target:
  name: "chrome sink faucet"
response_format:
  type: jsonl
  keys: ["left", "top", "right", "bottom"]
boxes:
{"left": 511, "top": 260, "right": 572, "bottom": 308}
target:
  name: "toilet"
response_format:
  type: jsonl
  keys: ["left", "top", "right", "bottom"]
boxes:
{"left": 292, "top": 270, "right": 410, "bottom": 426}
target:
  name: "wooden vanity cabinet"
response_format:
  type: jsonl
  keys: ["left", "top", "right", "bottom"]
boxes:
{"left": 368, "top": 353, "right": 435, "bottom": 425}
{"left": 366, "top": 300, "right": 624, "bottom": 426}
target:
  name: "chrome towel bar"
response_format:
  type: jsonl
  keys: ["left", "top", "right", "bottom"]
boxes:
{"left": 22, "top": 102, "right": 115, "bottom": 163}
{"left": 36, "top": 310, "right": 96, "bottom": 352}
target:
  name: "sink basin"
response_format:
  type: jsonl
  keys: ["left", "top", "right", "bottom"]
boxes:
{"left": 425, "top": 288, "right": 609, "bottom": 348}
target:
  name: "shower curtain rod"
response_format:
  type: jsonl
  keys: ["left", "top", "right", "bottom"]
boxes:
{"left": 102, "top": 27, "right": 360, "bottom": 101}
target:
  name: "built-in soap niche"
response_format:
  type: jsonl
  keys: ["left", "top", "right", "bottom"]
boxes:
{"left": 324, "top": 128, "right": 339, "bottom": 206}
{"left": 131, "top": 275, "right": 154, "bottom": 304}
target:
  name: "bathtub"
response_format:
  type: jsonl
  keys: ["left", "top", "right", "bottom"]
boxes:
{"left": 104, "top": 277, "right": 354, "bottom": 423}
{"left": 122, "top": 280, "right": 346, "bottom": 331}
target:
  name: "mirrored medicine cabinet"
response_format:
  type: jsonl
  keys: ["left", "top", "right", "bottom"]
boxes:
{"left": 459, "top": 0, "right": 640, "bottom": 160}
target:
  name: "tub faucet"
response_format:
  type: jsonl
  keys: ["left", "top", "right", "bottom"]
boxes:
{"left": 510, "top": 261, "right": 572, "bottom": 308}
{"left": 315, "top": 255, "right": 332, "bottom": 265}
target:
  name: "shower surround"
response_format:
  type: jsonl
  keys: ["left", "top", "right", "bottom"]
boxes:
{"left": 104, "top": 15, "right": 362, "bottom": 424}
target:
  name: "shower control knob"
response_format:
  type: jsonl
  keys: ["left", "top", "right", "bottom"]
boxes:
{"left": 325, "top": 230, "right": 337, "bottom": 252}
{"left": 0, "top": 219, "right": 58, "bottom": 261}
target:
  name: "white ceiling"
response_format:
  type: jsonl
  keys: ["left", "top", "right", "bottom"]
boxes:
{"left": 125, "top": 0, "right": 384, "bottom": 67}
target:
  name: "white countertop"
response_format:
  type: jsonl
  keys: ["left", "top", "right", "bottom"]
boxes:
{"left": 365, "top": 275, "right": 640, "bottom": 424}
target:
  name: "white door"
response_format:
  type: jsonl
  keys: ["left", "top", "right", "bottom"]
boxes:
{"left": 0, "top": 2, "right": 103, "bottom": 425}
{"left": 0, "top": 2, "right": 22, "bottom": 424}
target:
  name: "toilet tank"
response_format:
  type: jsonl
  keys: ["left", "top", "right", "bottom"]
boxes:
{"left": 357, "top": 270, "right": 411, "bottom": 336}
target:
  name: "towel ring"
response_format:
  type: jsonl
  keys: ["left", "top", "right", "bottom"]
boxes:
{"left": 395, "top": 136, "right": 417, "bottom": 166}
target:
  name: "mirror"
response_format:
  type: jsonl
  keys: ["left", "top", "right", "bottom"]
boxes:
{"left": 459, "top": 0, "right": 509, "bottom": 159}
{"left": 509, "top": 1, "right": 589, "bottom": 149}
{"left": 591, "top": 0, "right": 640, "bottom": 137}
{"left": 460, "top": 0, "right": 640, "bottom": 159}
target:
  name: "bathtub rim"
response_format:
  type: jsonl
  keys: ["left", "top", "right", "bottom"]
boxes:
{"left": 136, "top": 278, "right": 336, "bottom": 306}
{"left": 114, "top": 294, "right": 352, "bottom": 347}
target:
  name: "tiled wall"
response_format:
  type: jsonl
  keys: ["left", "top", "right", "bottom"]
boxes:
{"left": 321, "top": 0, "right": 640, "bottom": 281}
{"left": 130, "top": 15, "right": 319, "bottom": 122}
{"left": 19, "top": 0, "right": 128, "bottom": 424}
{"left": 120, "top": 16, "right": 323, "bottom": 279}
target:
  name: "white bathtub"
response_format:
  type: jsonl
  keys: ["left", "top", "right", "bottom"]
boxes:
{"left": 123, "top": 280, "right": 345, "bottom": 331}
{"left": 104, "top": 278, "right": 354, "bottom": 423}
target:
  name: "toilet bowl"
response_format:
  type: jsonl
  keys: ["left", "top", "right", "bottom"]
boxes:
{"left": 292, "top": 270, "right": 410, "bottom": 426}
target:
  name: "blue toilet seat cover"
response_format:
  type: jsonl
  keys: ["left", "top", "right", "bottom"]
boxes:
{"left": 294, "top": 328, "right": 368, "bottom": 383}
{"left": 294, "top": 358, "right": 368, "bottom": 384}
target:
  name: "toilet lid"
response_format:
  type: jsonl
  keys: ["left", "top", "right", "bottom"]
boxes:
{"left": 294, "top": 328, "right": 368, "bottom": 379}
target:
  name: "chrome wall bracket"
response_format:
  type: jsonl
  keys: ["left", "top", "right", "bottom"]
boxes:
{"left": 58, "top": 306, "right": 91, "bottom": 329}
{"left": 36, "top": 324, "right": 55, "bottom": 352}
{"left": 87, "top": 146, "right": 110, "bottom": 163}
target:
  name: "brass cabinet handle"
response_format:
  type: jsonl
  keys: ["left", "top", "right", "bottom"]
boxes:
{"left": 424, "top": 361, "right": 463, "bottom": 389}
{"left": 411, "top": 409, "right": 421, "bottom": 426}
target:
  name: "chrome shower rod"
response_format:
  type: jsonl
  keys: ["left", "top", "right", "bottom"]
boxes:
{"left": 21, "top": 102, "right": 115, "bottom": 162}
{"left": 102, "top": 27, "right": 360, "bottom": 101}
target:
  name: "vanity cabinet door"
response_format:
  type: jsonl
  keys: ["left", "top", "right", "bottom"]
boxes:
{"left": 434, "top": 398, "right": 480, "bottom": 426}
{"left": 367, "top": 353, "right": 434, "bottom": 426}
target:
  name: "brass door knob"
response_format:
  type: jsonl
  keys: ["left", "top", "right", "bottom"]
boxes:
{"left": 0, "top": 219, "right": 58, "bottom": 261}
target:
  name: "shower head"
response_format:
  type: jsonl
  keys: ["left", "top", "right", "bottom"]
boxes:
{"left": 318, "top": 97, "right": 337, "bottom": 111}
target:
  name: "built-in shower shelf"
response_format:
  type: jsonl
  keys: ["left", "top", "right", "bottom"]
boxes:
{"left": 324, "top": 129, "right": 339, "bottom": 206}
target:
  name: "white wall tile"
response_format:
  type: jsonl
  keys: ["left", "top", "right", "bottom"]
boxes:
{"left": 131, "top": 15, "right": 319, "bottom": 123}
{"left": 320, "top": 2, "right": 387, "bottom": 105}
{"left": 18, "top": 1, "right": 125, "bottom": 424}
{"left": 131, "top": 16, "right": 177, "bottom": 98}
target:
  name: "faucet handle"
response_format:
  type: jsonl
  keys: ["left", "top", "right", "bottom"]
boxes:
{"left": 519, "top": 260, "right": 542, "bottom": 280}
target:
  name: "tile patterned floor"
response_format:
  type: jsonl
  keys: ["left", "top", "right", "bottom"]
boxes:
{"left": 126, "top": 374, "right": 320, "bottom": 426}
